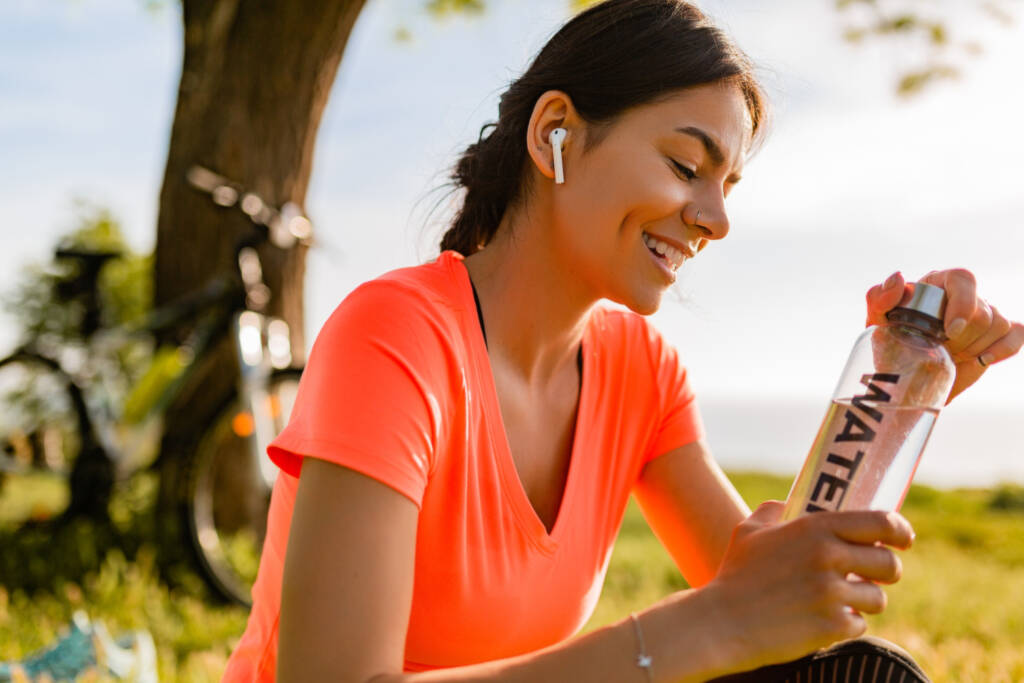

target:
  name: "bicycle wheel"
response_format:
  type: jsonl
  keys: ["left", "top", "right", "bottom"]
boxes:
{"left": 0, "top": 353, "right": 86, "bottom": 527}
{"left": 183, "top": 367, "right": 302, "bottom": 606}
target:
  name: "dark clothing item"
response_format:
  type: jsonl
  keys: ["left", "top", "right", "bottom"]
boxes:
{"left": 708, "top": 636, "right": 930, "bottom": 683}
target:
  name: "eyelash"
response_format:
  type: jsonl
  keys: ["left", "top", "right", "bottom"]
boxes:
{"left": 671, "top": 160, "right": 696, "bottom": 181}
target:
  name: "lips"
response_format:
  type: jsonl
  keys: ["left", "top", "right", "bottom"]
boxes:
{"left": 641, "top": 231, "right": 694, "bottom": 272}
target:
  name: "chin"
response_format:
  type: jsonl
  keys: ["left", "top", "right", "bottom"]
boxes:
{"left": 612, "top": 289, "right": 664, "bottom": 316}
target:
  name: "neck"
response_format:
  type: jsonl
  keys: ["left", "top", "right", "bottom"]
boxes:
{"left": 463, "top": 214, "right": 595, "bottom": 385}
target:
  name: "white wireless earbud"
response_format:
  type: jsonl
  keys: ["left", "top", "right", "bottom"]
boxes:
{"left": 549, "top": 127, "right": 567, "bottom": 185}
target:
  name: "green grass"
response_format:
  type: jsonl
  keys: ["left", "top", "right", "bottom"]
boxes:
{"left": 2, "top": 472, "right": 1023, "bottom": 681}
{"left": 584, "top": 472, "right": 1024, "bottom": 682}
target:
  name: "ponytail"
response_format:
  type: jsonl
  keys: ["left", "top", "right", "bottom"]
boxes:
{"left": 437, "top": 0, "right": 768, "bottom": 256}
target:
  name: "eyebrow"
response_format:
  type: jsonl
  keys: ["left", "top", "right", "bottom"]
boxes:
{"left": 674, "top": 126, "right": 743, "bottom": 182}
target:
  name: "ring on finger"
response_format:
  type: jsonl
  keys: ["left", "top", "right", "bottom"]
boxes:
{"left": 977, "top": 355, "right": 989, "bottom": 368}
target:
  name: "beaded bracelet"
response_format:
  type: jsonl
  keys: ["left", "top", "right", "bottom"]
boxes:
{"left": 629, "top": 612, "right": 654, "bottom": 682}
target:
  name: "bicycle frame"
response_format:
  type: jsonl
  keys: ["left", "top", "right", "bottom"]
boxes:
{"left": 3, "top": 165, "right": 308, "bottom": 483}
{"left": 2, "top": 275, "right": 237, "bottom": 474}
{"left": 235, "top": 310, "right": 292, "bottom": 489}
{"left": 0, "top": 165, "right": 310, "bottom": 604}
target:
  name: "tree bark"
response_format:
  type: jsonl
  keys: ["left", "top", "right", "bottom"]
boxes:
{"left": 157, "top": 0, "right": 368, "bottom": 357}
{"left": 149, "top": 0, "right": 367, "bottom": 564}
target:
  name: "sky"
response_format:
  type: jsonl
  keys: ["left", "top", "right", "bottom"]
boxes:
{"left": 1, "top": 0, "right": 1022, "bottom": 486}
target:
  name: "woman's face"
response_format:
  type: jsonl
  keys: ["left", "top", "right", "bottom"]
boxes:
{"left": 541, "top": 82, "right": 751, "bottom": 315}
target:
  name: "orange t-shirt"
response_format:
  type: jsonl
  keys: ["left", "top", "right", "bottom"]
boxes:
{"left": 223, "top": 251, "right": 704, "bottom": 679}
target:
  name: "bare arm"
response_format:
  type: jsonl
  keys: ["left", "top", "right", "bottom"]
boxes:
{"left": 278, "top": 458, "right": 419, "bottom": 680}
{"left": 633, "top": 438, "right": 749, "bottom": 587}
{"left": 279, "top": 458, "right": 914, "bottom": 682}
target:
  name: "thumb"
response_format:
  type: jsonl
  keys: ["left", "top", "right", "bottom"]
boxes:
{"left": 748, "top": 500, "right": 785, "bottom": 525}
{"left": 865, "top": 271, "right": 911, "bottom": 327}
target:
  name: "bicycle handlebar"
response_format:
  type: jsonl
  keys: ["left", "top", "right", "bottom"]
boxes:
{"left": 185, "top": 165, "right": 313, "bottom": 255}
{"left": 54, "top": 248, "right": 122, "bottom": 263}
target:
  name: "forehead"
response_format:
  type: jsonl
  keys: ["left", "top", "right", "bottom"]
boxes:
{"left": 628, "top": 83, "right": 752, "bottom": 170}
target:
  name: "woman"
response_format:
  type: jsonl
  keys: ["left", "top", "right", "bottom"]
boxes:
{"left": 224, "top": 0, "right": 1023, "bottom": 680}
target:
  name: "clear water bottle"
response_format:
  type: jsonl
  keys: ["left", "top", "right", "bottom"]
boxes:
{"left": 781, "top": 282, "right": 957, "bottom": 520}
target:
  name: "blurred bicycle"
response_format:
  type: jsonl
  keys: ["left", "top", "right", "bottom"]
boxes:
{"left": 0, "top": 166, "right": 309, "bottom": 606}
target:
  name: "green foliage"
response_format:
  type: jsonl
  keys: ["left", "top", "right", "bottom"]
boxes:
{"left": 722, "top": 470, "right": 792, "bottom": 507}
{"left": 989, "top": 484, "right": 1024, "bottom": 512}
{"left": 2, "top": 204, "right": 152, "bottom": 347}
{"left": 384, "top": 0, "right": 1011, "bottom": 98}
{"left": 3, "top": 470, "right": 1024, "bottom": 679}
{"left": 896, "top": 64, "right": 961, "bottom": 96}
{"left": 0, "top": 470, "right": 160, "bottom": 593}
{"left": 586, "top": 472, "right": 1024, "bottom": 680}
{"left": 835, "top": 0, "right": 1016, "bottom": 97}
{"left": 0, "top": 205, "right": 156, "bottom": 457}
{"left": 0, "top": 472, "right": 69, "bottom": 528}
{"left": 0, "top": 549, "right": 247, "bottom": 682}
{"left": 425, "top": 0, "right": 485, "bottom": 18}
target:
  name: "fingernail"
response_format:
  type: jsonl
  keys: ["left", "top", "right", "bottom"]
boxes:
{"left": 883, "top": 271, "right": 901, "bottom": 290}
{"left": 980, "top": 353, "right": 994, "bottom": 367}
{"left": 948, "top": 318, "right": 967, "bottom": 337}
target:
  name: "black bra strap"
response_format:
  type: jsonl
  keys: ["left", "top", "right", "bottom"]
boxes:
{"left": 468, "top": 276, "right": 582, "bottom": 373}
{"left": 470, "top": 276, "right": 488, "bottom": 348}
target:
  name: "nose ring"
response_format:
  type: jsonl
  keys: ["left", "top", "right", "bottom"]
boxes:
{"left": 695, "top": 209, "right": 702, "bottom": 224}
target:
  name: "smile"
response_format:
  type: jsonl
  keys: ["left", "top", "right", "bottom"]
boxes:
{"left": 642, "top": 231, "right": 689, "bottom": 273}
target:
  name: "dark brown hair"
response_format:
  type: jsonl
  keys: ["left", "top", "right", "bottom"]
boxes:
{"left": 437, "top": 0, "right": 768, "bottom": 256}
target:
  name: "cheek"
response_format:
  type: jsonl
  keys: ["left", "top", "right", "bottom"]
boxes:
{"left": 606, "top": 150, "right": 687, "bottom": 211}
{"left": 644, "top": 176, "right": 688, "bottom": 213}
{"left": 615, "top": 171, "right": 688, "bottom": 228}
{"left": 592, "top": 156, "right": 685, "bottom": 214}
{"left": 556, "top": 155, "right": 686, "bottom": 256}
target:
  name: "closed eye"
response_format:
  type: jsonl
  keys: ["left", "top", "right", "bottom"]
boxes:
{"left": 670, "top": 159, "right": 696, "bottom": 181}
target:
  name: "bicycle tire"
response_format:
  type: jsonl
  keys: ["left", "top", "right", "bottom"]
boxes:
{"left": 181, "top": 366, "right": 302, "bottom": 606}
{"left": 0, "top": 352, "right": 89, "bottom": 527}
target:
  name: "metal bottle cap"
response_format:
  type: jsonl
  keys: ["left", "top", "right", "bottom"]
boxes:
{"left": 901, "top": 281, "right": 947, "bottom": 321}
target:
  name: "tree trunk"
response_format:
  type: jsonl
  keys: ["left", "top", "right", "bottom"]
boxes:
{"left": 149, "top": 0, "right": 367, "bottom": 566}
{"left": 157, "top": 0, "right": 369, "bottom": 360}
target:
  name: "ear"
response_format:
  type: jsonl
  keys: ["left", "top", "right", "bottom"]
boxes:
{"left": 525, "top": 90, "right": 584, "bottom": 183}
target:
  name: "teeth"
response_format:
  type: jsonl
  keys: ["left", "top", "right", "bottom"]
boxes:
{"left": 642, "top": 232, "right": 686, "bottom": 272}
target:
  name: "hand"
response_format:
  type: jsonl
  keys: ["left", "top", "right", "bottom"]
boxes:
{"left": 865, "top": 269, "right": 1024, "bottom": 404}
{"left": 702, "top": 501, "right": 913, "bottom": 673}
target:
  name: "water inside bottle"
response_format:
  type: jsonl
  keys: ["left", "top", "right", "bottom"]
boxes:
{"left": 782, "top": 398, "right": 939, "bottom": 520}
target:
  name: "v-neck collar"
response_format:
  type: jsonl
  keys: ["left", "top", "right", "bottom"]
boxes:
{"left": 445, "top": 251, "right": 591, "bottom": 555}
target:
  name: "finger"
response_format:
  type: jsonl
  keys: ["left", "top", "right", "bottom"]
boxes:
{"left": 843, "top": 545, "right": 903, "bottom": 584}
{"left": 971, "top": 321, "right": 1024, "bottom": 368}
{"left": 920, "top": 269, "right": 978, "bottom": 340}
{"left": 831, "top": 608, "right": 868, "bottom": 643}
{"left": 945, "top": 298, "right": 993, "bottom": 356}
{"left": 864, "top": 271, "right": 908, "bottom": 327}
{"left": 841, "top": 577, "right": 888, "bottom": 615}
{"left": 823, "top": 510, "right": 914, "bottom": 549}
{"left": 955, "top": 304, "right": 1012, "bottom": 360}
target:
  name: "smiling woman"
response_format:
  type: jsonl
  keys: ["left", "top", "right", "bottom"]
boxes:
{"left": 220, "top": 0, "right": 1021, "bottom": 681}
{"left": 454, "top": 82, "right": 750, "bottom": 319}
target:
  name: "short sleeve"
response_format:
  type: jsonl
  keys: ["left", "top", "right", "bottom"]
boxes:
{"left": 268, "top": 281, "right": 448, "bottom": 509}
{"left": 641, "top": 320, "right": 705, "bottom": 463}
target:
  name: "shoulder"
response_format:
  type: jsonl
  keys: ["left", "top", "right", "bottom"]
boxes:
{"left": 316, "top": 253, "right": 465, "bottom": 348}
{"left": 587, "top": 304, "right": 696, "bottom": 403}
{"left": 299, "top": 254, "right": 476, "bottom": 401}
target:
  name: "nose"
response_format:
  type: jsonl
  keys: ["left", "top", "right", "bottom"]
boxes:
{"left": 691, "top": 195, "right": 730, "bottom": 241}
